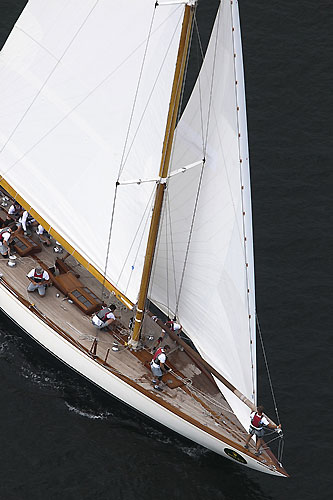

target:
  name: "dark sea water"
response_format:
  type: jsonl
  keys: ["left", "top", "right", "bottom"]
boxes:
{"left": 0, "top": 1, "right": 331, "bottom": 499}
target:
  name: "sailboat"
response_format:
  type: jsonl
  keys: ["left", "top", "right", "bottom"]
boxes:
{"left": 0, "top": 0, "right": 287, "bottom": 476}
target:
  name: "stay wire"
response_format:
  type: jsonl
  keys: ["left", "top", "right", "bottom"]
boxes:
{"left": 256, "top": 313, "right": 281, "bottom": 426}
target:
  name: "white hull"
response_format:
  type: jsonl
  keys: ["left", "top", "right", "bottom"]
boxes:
{"left": 0, "top": 283, "right": 284, "bottom": 476}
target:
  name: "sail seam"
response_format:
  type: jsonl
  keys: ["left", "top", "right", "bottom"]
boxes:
{"left": 14, "top": 27, "right": 60, "bottom": 62}
{"left": 0, "top": 0, "right": 101, "bottom": 158}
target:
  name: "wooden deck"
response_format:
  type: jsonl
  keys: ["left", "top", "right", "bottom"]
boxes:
{"left": 0, "top": 193, "right": 286, "bottom": 475}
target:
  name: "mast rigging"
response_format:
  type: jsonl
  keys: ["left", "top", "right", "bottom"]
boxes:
{"left": 131, "top": 2, "right": 196, "bottom": 345}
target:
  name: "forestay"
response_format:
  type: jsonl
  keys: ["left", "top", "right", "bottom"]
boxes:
{"left": 150, "top": 0, "right": 256, "bottom": 430}
{"left": 0, "top": 0, "right": 184, "bottom": 304}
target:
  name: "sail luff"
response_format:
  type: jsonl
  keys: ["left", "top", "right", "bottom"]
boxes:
{"left": 230, "top": 0, "right": 257, "bottom": 404}
{"left": 131, "top": 3, "right": 195, "bottom": 343}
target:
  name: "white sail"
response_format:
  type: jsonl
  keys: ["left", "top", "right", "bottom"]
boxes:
{"left": 150, "top": 0, "right": 256, "bottom": 430}
{"left": 0, "top": 0, "right": 185, "bottom": 304}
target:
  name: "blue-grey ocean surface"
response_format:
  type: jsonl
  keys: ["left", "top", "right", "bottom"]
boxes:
{"left": 0, "top": 1, "right": 331, "bottom": 499}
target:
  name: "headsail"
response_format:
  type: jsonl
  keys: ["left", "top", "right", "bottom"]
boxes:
{"left": 150, "top": 0, "right": 256, "bottom": 430}
{"left": 0, "top": 0, "right": 185, "bottom": 305}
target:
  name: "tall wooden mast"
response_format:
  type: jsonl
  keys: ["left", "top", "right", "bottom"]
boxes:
{"left": 130, "top": 3, "right": 195, "bottom": 346}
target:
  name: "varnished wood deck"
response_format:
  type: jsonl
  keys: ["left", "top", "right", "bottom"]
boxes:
{"left": 0, "top": 195, "right": 286, "bottom": 475}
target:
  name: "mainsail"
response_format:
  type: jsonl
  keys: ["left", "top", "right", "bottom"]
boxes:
{"left": 150, "top": 0, "right": 256, "bottom": 430}
{"left": 0, "top": 0, "right": 185, "bottom": 305}
{"left": 0, "top": 0, "right": 256, "bottom": 430}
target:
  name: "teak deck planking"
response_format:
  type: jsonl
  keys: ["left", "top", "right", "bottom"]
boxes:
{"left": 0, "top": 200, "right": 285, "bottom": 475}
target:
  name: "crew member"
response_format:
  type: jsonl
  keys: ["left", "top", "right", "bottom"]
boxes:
{"left": 18, "top": 210, "right": 36, "bottom": 235}
{"left": 244, "top": 405, "right": 281, "bottom": 455}
{"left": 150, "top": 345, "right": 170, "bottom": 392}
{"left": 27, "top": 266, "right": 50, "bottom": 297}
{"left": 0, "top": 227, "right": 12, "bottom": 258}
{"left": 36, "top": 224, "right": 52, "bottom": 246}
{"left": 6, "top": 202, "right": 22, "bottom": 224}
{"left": 154, "top": 316, "right": 182, "bottom": 351}
{"left": 92, "top": 304, "right": 119, "bottom": 330}
{"left": 165, "top": 317, "right": 182, "bottom": 335}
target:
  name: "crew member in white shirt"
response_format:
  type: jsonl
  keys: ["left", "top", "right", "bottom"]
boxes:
{"left": 0, "top": 227, "right": 13, "bottom": 258}
{"left": 244, "top": 405, "right": 281, "bottom": 455}
{"left": 18, "top": 210, "right": 35, "bottom": 235}
{"left": 150, "top": 345, "right": 170, "bottom": 391}
{"left": 6, "top": 202, "right": 22, "bottom": 224}
{"left": 27, "top": 267, "right": 50, "bottom": 297}
{"left": 36, "top": 224, "right": 51, "bottom": 246}
{"left": 92, "top": 304, "right": 119, "bottom": 330}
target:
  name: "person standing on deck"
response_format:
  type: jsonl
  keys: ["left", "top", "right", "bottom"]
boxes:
{"left": 26, "top": 267, "right": 50, "bottom": 297}
{"left": 150, "top": 345, "right": 170, "bottom": 392}
{"left": 18, "top": 210, "right": 35, "bottom": 235}
{"left": 244, "top": 405, "right": 281, "bottom": 455}
{"left": 0, "top": 227, "right": 13, "bottom": 258}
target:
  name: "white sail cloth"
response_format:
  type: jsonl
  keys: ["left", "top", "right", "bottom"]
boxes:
{"left": 150, "top": 1, "right": 256, "bottom": 430}
{"left": 0, "top": 0, "right": 184, "bottom": 303}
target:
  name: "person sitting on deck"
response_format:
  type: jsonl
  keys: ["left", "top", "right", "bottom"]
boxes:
{"left": 36, "top": 224, "right": 52, "bottom": 246}
{"left": 244, "top": 405, "right": 281, "bottom": 455}
{"left": 92, "top": 304, "right": 119, "bottom": 330}
{"left": 0, "top": 227, "right": 13, "bottom": 258}
{"left": 26, "top": 266, "right": 50, "bottom": 297}
{"left": 6, "top": 202, "right": 22, "bottom": 225}
{"left": 150, "top": 345, "right": 170, "bottom": 392}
